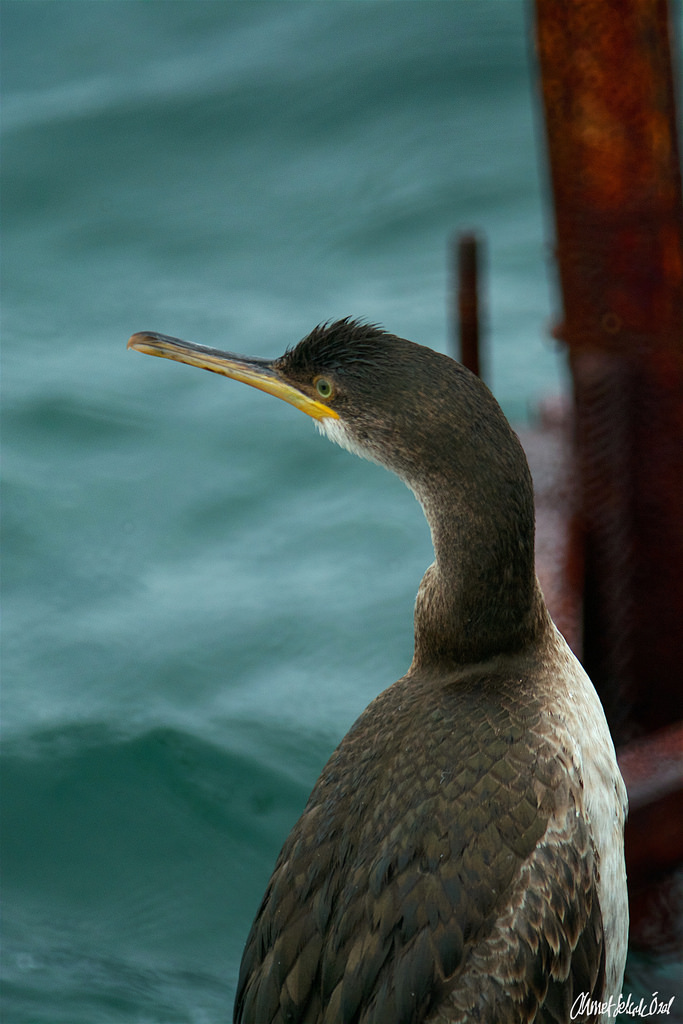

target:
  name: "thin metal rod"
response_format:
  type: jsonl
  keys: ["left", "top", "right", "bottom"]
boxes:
{"left": 454, "top": 231, "right": 482, "bottom": 378}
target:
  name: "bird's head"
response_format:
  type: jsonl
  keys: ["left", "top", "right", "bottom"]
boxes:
{"left": 127, "top": 318, "right": 505, "bottom": 498}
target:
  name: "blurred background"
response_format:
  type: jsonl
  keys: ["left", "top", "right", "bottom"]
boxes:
{"left": 2, "top": 2, "right": 679, "bottom": 1022}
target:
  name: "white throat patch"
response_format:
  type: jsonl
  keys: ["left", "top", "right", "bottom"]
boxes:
{"left": 315, "top": 417, "right": 373, "bottom": 463}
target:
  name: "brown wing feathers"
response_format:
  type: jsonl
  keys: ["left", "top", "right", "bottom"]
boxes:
{"left": 235, "top": 672, "right": 604, "bottom": 1024}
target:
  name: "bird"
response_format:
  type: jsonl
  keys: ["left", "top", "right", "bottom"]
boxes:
{"left": 128, "top": 319, "right": 628, "bottom": 1024}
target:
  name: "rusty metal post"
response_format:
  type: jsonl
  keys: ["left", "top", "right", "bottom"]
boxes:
{"left": 535, "top": 0, "right": 683, "bottom": 743}
{"left": 454, "top": 232, "right": 482, "bottom": 377}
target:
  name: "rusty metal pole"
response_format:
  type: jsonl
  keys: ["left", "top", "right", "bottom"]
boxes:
{"left": 534, "top": 0, "right": 683, "bottom": 743}
{"left": 454, "top": 232, "right": 482, "bottom": 377}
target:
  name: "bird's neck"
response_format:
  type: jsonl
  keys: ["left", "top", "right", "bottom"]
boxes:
{"left": 410, "top": 457, "right": 550, "bottom": 670}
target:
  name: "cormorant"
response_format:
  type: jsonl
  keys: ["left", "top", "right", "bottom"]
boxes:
{"left": 128, "top": 319, "right": 628, "bottom": 1024}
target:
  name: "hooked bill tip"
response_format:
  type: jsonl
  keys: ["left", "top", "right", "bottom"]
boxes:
{"left": 128, "top": 332, "right": 158, "bottom": 351}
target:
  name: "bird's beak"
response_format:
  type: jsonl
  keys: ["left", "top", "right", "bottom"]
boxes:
{"left": 127, "top": 331, "right": 339, "bottom": 421}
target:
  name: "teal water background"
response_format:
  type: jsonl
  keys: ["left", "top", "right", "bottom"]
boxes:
{"left": 3, "top": 3, "right": 680, "bottom": 1022}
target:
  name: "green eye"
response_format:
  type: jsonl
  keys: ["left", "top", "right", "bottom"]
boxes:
{"left": 315, "top": 377, "right": 334, "bottom": 400}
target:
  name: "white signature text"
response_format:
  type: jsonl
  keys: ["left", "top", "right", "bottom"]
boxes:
{"left": 571, "top": 992, "right": 676, "bottom": 1019}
